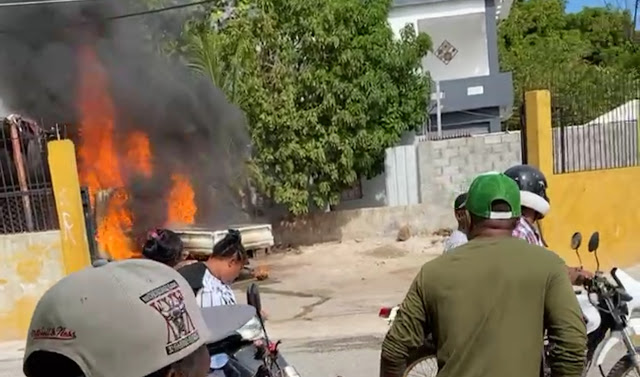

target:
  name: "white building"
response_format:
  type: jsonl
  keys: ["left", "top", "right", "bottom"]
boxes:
{"left": 335, "top": 0, "right": 515, "bottom": 210}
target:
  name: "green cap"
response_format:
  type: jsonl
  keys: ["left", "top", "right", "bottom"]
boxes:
{"left": 466, "top": 171, "right": 521, "bottom": 219}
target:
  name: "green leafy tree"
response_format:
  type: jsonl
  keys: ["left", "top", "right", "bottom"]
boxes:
{"left": 184, "top": 0, "right": 431, "bottom": 214}
{"left": 498, "top": 0, "right": 640, "bottom": 129}
{"left": 565, "top": 6, "right": 635, "bottom": 67}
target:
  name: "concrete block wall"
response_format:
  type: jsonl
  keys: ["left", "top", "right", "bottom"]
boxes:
{"left": 417, "top": 131, "right": 522, "bottom": 228}
{"left": 273, "top": 132, "right": 524, "bottom": 246}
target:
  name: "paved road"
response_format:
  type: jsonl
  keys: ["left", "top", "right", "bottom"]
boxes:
{"left": 283, "top": 335, "right": 381, "bottom": 377}
{"left": 0, "top": 325, "right": 632, "bottom": 377}
{"left": 2, "top": 244, "right": 639, "bottom": 377}
{"left": 280, "top": 337, "right": 631, "bottom": 377}
{"left": 0, "top": 341, "right": 22, "bottom": 377}
{"left": 277, "top": 265, "right": 640, "bottom": 377}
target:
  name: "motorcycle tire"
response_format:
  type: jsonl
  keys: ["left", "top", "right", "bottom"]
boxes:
{"left": 403, "top": 344, "right": 438, "bottom": 377}
{"left": 607, "top": 346, "right": 640, "bottom": 377}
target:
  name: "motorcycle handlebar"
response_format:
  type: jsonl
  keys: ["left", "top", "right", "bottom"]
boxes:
{"left": 585, "top": 274, "right": 632, "bottom": 316}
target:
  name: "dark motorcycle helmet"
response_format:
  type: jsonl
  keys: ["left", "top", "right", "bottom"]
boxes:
{"left": 503, "top": 164, "right": 550, "bottom": 218}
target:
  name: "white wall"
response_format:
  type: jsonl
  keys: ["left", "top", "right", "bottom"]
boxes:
{"left": 385, "top": 145, "right": 419, "bottom": 206}
{"left": 334, "top": 138, "right": 420, "bottom": 210}
{"left": 388, "top": 0, "right": 486, "bottom": 36}
{"left": 418, "top": 13, "right": 490, "bottom": 81}
{"left": 388, "top": 0, "right": 490, "bottom": 81}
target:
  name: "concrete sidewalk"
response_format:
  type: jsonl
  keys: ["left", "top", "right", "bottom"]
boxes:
{"left": 0, "top": 341, "right": 24, "bottom": 377}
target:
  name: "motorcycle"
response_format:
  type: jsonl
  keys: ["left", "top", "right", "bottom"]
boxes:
{"left": 203, "top": 283, "right": 301, "bottom": 377}
{"left": 378, "top": 231, "right": 640, "bottom": 377}
{"left": 576, "top": 231, "right": 640, "bottom": 377}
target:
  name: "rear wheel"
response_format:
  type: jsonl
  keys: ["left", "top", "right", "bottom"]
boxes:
{"left": 607, "top": 347, "right": 640, "bottom": 377}
{"left": 403, "top": 344, "right": 438, "bottom": 377}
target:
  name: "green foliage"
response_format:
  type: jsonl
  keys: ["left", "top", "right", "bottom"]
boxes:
{"left": 498, "top": 0, "right": 640, "bottom": 129}
{"left": 183, "top": 0, "right": 431, "bottom": 214}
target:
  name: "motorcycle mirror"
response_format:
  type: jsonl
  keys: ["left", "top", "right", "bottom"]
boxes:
{"left": 588, "top": 232, "right": 600, "bottom": 253}
{"left": 246, "top": 283, "right": 262, "bottom": 314}
{"left": 571, "top": 232, "right": 582, "bottom": 250}
{"left": 571, "top": 232, "right": 583, "bottom": 269}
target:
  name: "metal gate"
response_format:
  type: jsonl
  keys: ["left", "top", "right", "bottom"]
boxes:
{"left": 0, "top": 116, "right": 58, "bottom": 234}
{"left": 519, "top": 95, "right": 528, "bottom": 165}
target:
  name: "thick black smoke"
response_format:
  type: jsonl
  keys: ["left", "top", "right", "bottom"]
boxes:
{"left": 0, "top": 0, "right": 250, "bottom": 236}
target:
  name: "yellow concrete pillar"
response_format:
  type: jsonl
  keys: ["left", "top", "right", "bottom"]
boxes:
{"left": 48, "top": 140, "right": 91, "bottom": 274}
{"left": 524, "top": 90, "right": 554, "bottom": 178}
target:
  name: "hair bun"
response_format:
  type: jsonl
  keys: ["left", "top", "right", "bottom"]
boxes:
{"left": 227, "top": 229, "right": 241, "bottom": 243}
{"left": 212, "top": 229, "right": 243, "bottom": 255}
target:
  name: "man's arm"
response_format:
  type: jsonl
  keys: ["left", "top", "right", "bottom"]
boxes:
{"left": 380, "top": 268, "right": 430, "bottom": 377}
{"left": 545, "top": 262, "right": 588, "bottom": 377}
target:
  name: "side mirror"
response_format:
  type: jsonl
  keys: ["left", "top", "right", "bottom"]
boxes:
{"left": 570, "top": 232, "right": 583, "bottom": 269}
{"left": 246, "top": 283, "right": 262, "bottom": 314}
{"left": 588, "top": 231, "right": 601, "bottom": 273}
{"left": 588, "top": 232, "right": 600, "bottom": 253}
{"left": 570, "top": 232, "right": 582, "bottom": 250}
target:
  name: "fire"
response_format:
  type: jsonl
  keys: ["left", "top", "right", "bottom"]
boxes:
{"left": 167, "top": 173, "right": 197, "bottom": 225}
{"left": 126, "top": 131, "right": 153, "bottom": 177}
{"left": 253, "top": 264, "right": 270, "bottom": 281}
{"left": 75, "top": 45, "right": 197, "bottom": 260}
{"left": 76, "top": 47, "right": 122, "bottom": 194}
{"left": 95, "top": 190, "right": 133, "bottom": 259}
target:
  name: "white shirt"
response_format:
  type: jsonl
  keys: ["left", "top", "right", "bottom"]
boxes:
{"left": 196, "top": 268, "right": 237, "bottom": 308}
{"left": 443, "top": 230, "right": 468, "bottom": 253}
{"left": 196, "top": 268, "right": 237, "bottom": 372}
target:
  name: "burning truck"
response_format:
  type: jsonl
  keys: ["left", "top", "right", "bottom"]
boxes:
{"left": 0, "top": 0, "right": 271, "bottom": 264}
{"left": 0, "top": 112, "right": 274, "bottom": 264}
{"left": 0, "top": 49, "right": 273, "bottom": 265}
{"left": 73, "top": 47, "right": 274, "bottom": 265}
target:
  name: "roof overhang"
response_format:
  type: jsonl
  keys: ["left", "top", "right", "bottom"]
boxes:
{"left": 391, "top": 0, "right": 513, "bottom": 21}
{"left": 495, "top": 0, "right": 513, "bottom": 21}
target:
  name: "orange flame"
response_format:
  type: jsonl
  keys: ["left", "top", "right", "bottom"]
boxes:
{"left": 95, "top": 190, "right": 134, "bottom": 259}
{"left": 76, "top": 45, "right": 197, "bottom": 259}
{"left": 253, "top": 264, "right": 270, "bottom": 281}
{"left": 126, "top": 131, "right": 152, "bottom": 178}
{"left": 76, "top": 46, "right": 135, "bottom": 259}
{"left": 167, "top": 173, "right": 197, "bottom": 225}
{"left": 76, "top": 47, "right": 122, "bottom": 194}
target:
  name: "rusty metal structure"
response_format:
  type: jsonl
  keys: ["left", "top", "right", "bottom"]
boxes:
{"left": 0, "top": 115, "right": 62, "bottom": 234}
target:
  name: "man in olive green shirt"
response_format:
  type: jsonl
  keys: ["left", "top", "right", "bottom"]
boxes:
{"left": 380, "top": 172, "right": 586, "bottom": 377}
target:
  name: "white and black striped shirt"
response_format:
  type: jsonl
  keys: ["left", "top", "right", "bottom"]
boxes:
{"left": 196, "top": 268, "right": 237, "bottom": 308}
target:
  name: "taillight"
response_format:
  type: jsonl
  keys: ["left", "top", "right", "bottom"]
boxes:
{"left": 379, "top": 307, "right": 392, "bottom": 318}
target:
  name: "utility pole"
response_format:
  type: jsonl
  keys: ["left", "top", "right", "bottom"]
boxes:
{"left": 435, "top": 80, "right": 442, "bottom": 139}
{"left": 633, "top": 0, "right": 639, "bottom": 40}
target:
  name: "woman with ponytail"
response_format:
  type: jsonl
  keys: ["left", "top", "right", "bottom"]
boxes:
{"left": 178, "top": 229, "right": 248, "bottom": 306}
{"left": 141, "top": 228, "right": 185, "bottom": 268}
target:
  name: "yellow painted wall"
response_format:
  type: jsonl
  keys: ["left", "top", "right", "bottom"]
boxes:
{"left": 48, "top": 140, "right": 91, "bottom": 274}
{"left": 0, "top": 140, "right": 91, "bottom": 341}
{"left": 525, "top": 90, "right": 640, "bottom": 270}
{"left": 0, "top": 231, "right": 65, "bottom": 341}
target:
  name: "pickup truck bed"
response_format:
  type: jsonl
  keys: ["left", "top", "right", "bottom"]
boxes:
{"left": 173, "top": 224, "right": 275, "bottom": 257}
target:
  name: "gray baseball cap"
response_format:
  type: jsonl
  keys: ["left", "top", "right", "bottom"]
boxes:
{"left": 24, "top": 259, "right": 218, "bottom": 377}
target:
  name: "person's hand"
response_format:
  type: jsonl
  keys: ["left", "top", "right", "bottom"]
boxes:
{"left": 578, "top": 269, "right": 594, "bottom": 284}
{"left": 260, "top": 309, "right": 269, "bottom": 321}
{"left": 568, "top": 266, "right": 594, "bottom": 286}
